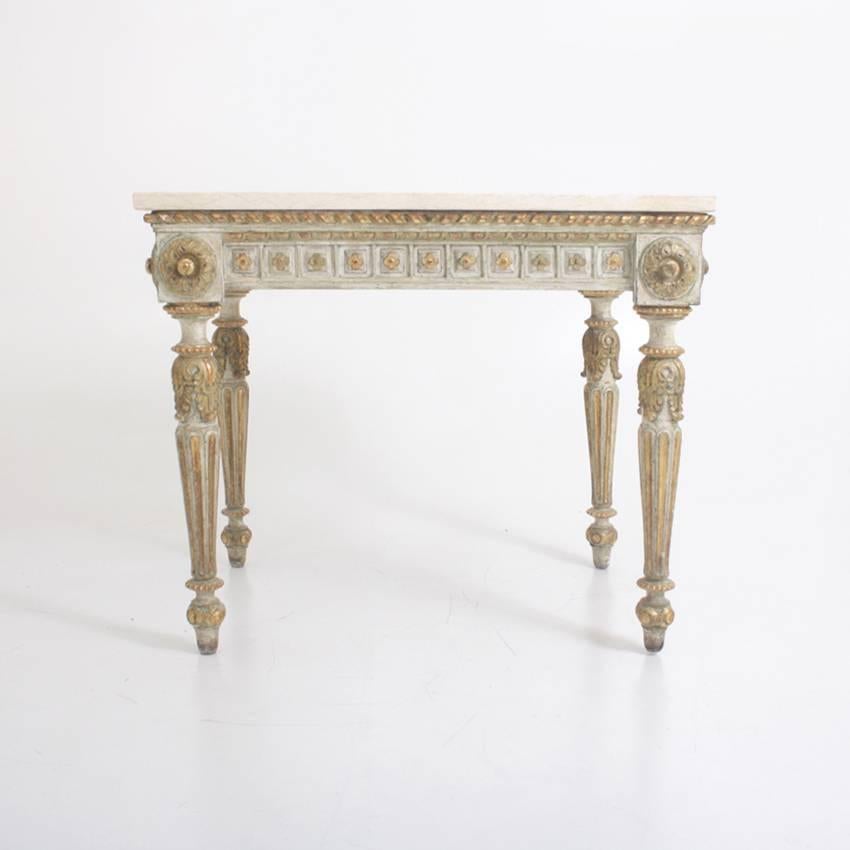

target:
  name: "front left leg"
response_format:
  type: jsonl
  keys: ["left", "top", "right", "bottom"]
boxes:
{"left": 635, "top": 305, "right": 690, "bottom": 652}
{"left": 213, "top": 296, "right": 252, "bottom": 568}
{"left": 581, "top": 291, "right": 622, "bottom": 569}
{"left": 165, "top": 302, "right": 225, "bottom": 654}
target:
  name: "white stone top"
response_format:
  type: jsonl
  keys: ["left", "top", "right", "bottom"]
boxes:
{"left": 133, "top": 193, "right": 715, "bottom": 213}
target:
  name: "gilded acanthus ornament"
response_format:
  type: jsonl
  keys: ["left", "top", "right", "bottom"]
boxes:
{"left": 639, "top": 237, "right": 698, "bottom": 300}
{"left": 172, "top": 354, "right": 219, "bottom": 422}
{"left": 212, "top": 326, "right": 250, "bottom": 379}
{"left": 637, "top": 356, "right": 685, "bottom": 422}
{"left": 156, "top": 237, "right": 217, "bottom": 297}
{"left": 581, "top": 322, "right": 621, "bottom": 383}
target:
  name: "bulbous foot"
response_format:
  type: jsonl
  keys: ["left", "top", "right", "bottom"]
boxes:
{"left": 586, "top": 512, "right": 617, "bottom": 570}
{"left": 222, "top": 511, "right": 252, "bottom": 569}
{"left": 186, "top": 581, "right": 226, "bottom": 655}
{"left": 635, "top": 582, "right": 675, "bottom": 653}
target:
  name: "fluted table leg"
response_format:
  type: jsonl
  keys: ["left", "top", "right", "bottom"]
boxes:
{"left": 165, "top": 302, "right": 225, "bottom": 655}
{"left": 581, "top": 291, "right": 622, "bottom": 569}
{"left": 213, "top": 296, "right": 252, "bottom": 568}
{"left": 635, "top": 305, "right": 691, "bottom": 652}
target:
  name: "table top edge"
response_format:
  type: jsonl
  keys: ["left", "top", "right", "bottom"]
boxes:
{"left": 133, "top": 193, "right": 716, "bottom": 214}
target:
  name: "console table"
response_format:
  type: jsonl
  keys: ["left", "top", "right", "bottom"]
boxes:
{"left": 134, "top": 193, "right": 715, "bottom": 655}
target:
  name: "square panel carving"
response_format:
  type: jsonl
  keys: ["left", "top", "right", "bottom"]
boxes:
{"left": 264, "top": 247, "right": 295, "bottom": 278}
{"left": 450, "top": 246, "right": 482, "bottom": 278}
{"left": 414, "top": 246, "right": 445, "bottom": 276}
{"left": 298, "top": 245, "right": 334, "bottom": 276}
{"left": 487, "top": 247, "right": 520, "bottom": 277}
{"left": 523, "top": 246, "right": 556, "bottom": 278}
{"left": 228, "top": 246, "right": 260, "bottom": 277}
{"left": 598, "top": 246, "right": 630, "bottom": 278}
{"left": 377, "top": 246, "right": 407, "bottom": 276}
{"left": 561, "top": 247, "right": 592, "bottom": 277}
{"left": 338, "top": 246, "right": 372, "bottom": 276}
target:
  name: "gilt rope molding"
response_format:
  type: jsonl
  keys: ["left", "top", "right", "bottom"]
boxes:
{"left": 135, "top": 192, "right": 716, "bottom": 655}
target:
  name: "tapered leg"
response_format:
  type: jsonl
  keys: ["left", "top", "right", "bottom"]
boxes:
{"left": 165, "top": 302, "right": 225, "bottom": 655}
{"left": 213, "top": 296, "right": 252, "bottom": 568}
{"left": 635, "top": 306, "right": 690, "bottom": 652}
{"left": 581, "top": 291, "right": 622, "bottom": 569}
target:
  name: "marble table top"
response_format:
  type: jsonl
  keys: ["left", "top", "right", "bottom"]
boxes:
{"left": 133, "top": 193, "right": 716, "bottom": 213}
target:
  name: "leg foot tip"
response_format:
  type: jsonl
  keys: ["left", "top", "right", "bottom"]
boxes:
{"left": 195, "top": 629, "right": 220, "bottom": 655}
{"left": 590, "top": 543, "right": 612, "bottom": 570}
{"left": 591, "top": 548, "right": 611, "bottom": 570}
{"left": 642, "top": 629, "right": 666, "bottom": 652}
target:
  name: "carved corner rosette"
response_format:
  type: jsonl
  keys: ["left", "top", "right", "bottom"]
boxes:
{"left": 636, "top": 236, "right": 702, "bottom": 305}
{"left": 212, "top": 325, "right": 250, "bottom": 379}
{"left": 154, "top": 235, "right": 219, "bottom": 301}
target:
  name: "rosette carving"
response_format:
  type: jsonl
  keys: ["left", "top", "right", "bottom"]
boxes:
{"left": 639, "top": 238, "right": 698, "bottom": 300}
{"left": 156, "top": 237, "right": 217, "bottom": 297}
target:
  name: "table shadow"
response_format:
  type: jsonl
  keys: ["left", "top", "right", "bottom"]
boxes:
{"left": 2, "top": 591, "right": 191, "bottom": 653}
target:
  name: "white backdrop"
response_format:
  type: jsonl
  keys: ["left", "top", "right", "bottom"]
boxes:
{"left": 2, "top": 1, "right": 849, "bottom": 848}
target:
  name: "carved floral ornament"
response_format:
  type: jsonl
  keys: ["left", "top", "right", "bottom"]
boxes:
{"left": 156, "top": 236, "right": 217, "bottom": 297}
{"left": 639, "top": 238, "right": 698, "bottom": 300}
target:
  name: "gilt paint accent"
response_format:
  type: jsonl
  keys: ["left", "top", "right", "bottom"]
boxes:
{"left": 223, "top": 230, "right": 634, "bottom": 244}
{"left": 156, "top": 236, "right": 217, "bottom": 298}
{"left": 165, "top": 302, "right": 225, "bottom": 654}
{"left": 581, "top": 292, "right": 622, "bottom": 569}
{"left": 213, "top": 297, "right": 252, "bottom": 568}
{"left": 634, "top": 305, "right": 689, "bottom": 651}
{"left": 139, "top": 194, "right": 715, "bottom": 654}
{"left": 639, "top": 238, "right": 699, "bottom": 300}
{"left": 146, "top": 210, "right": 714, "bottom": 229}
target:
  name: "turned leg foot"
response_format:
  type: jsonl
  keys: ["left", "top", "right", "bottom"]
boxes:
{"left": 581, "top": 291, "right": 622, "bottom": 570}
{"left": 635, "top": 305, "right": 690, "bottom": 652}
{"left": 167, "top": 302, "right": 226, "bottom": 654}
{"left": 213, "top": 296, "right": 253, "bottom": 568}
{"left": 186, "top": 578, "right": 226, "bottom": 654}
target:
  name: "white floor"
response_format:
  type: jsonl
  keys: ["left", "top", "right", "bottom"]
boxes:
{"left": 2, "top": 290, "right": 848, "bottom": 849}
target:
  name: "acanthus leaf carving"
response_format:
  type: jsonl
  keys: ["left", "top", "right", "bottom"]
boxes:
{"left": 172, "top": 354, "right": 219, "bottom": 423}
{"left": 581, "top": 322, "right": 622, "bottom": 383}
{"left": 637, "top": 356, "right": 685, "bottom": 422}
{"left": 212, "top": 326, "right": 250, "bottom": 379}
